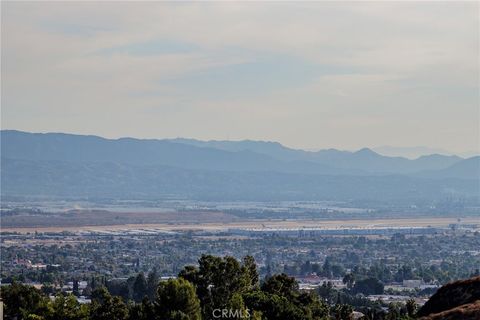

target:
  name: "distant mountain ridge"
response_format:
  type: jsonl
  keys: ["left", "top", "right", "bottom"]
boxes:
{"left": 169, "top": 138, "right": 466, "bottom": 174}
{"left": 0, "top": 130, "right": 357, "bottom": 176}
{"left": 1, "top": 130, "right": 466, "bottom": 175}
{"left": 2, "top": 157, "right": 478, "bottom": 201}
{"left": 373, "top": 145, "right": 478, "bottom": 159}
{"left": 417, "top": 156, "right": 480, "bottom": 180}
{"left": 1, "top": 130, "right": 478, "bottom": 201}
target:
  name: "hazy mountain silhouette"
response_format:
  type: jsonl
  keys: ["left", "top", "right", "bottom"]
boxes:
{"left": 416, "top": 156, "right": 480, "bottom": 179}
{"left": 1, "top": 130, "right": 477, "bottom": 201}
{"left": 373, "top": 145, "right": 478, "bottom": 159}
{"left": 2, "top": 157, "right": 478, "bottom": 201}
{"left": 0, "top": 130, "right": 356, "bottom": 175}
{"left": 0, "top": 130, "right": 471, "bottom": 176}
{"left": 169, "top": 137, "right": 463, "bottom": 174}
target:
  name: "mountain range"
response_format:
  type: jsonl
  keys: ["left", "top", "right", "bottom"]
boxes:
{"left": 1, "top": 130, "right": 479, "bottom": 201}
{"left": 371, "top": 145, "right": 473, "bottom": 159}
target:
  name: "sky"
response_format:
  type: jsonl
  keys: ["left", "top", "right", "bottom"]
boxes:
{"left": 1, "top": 1, "right": 479, "bottom": 155}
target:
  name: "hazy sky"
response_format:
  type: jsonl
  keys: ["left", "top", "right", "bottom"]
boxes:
{"left": 1, "top": 2, "right": 479, "bottom": 153}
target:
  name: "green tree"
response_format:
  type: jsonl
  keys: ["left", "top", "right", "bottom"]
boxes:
{"left": 386, "top": 303, "right": 401, "bottom": 320}
{"left": 352, "top": 277, "right": 384, "bottom": 295}
{"left": 243, "top": 291, "right": 305, "bottom": 320}
{"left": 246, "top": 274, "right": 329, "bottom": 320}
{"left": 333, "top": 304, "right": 353, "bottom": 320}
{"left": 133, "top": 273, "right": 148, "bottom": 302}
{"left": 405, "top": 298, "right": 418, "bottom": 317}
{"left": 47, "top": 293, "right": 89, "bottom": 320}
{"left": 243, "top": 256, "right": 259, "bottom": 289}
{"left": 155, "top": 277, "right": 201, "bottom": 320}
{"left": 297, "top": 291, "right": 330, "bottom": 320}
{"left": 322, "top": 258, "right": 332, "bottom": 277}
{"left": 147, "top": 268, "right": 160, "bottom": 300}
{"left": 90, "top": 287, "right": 128, "bottom": 320}
{"left": 73, "top": 280, "right": 80, "bottom": 296}
{"left": 179, "top": 255, "right": 252, "bottom": 319}
{"left": 1, "top": 281, "right": 50, "bottom": 320}
{"left": 261, "top": 273, "right": 298, "bottom": 301}
{"left": 127, "top": 297, "right": 155, "bottom": 320}
{"left": 342, "top": 273, "right": 355, "bottom": 289}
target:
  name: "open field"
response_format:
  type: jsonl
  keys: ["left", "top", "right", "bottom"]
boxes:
{"left": 2, "top": 215, "right": 479, "bottom": 234}
{"left": 0, "top": 209, "right": 239, "bottom": 228}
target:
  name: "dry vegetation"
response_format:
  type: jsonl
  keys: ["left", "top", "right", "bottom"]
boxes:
{"left": 418, "top": 276, "right": 480, "bottom": 319}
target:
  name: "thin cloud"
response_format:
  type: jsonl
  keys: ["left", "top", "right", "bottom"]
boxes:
{"left": 1, "top": 1, "right": 478, "bottom": 154}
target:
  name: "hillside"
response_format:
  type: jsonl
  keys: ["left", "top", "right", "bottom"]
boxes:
{"left": 2, "top": 157, "right": 479, "bottom": 201}
{"left": 417, "top": 156, "right": 480, "bottom": 179}
{"left": 419, "top": 301, "right": 480, "bottom": 320}
{"left": 418, "top": 276, "right": 480, "bottom": 319}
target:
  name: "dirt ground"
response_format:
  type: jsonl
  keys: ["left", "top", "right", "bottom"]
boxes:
{"left": 3, "top": 213, "right": 479, "bottom": 234}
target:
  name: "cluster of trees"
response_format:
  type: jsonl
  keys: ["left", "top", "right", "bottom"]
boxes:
{"left": 2, "top": 255, "right": 420, "bottom": 320}
{"left": 283, "top": 258, "right": 345, "bottom": 278}
{"left": 317, "top": 282, "right": 418, "bottom": 320}
{"left": 177, "top": 255, "right": 330, "bottom": 320}
{"left": 105, "top": 270, "right": 159, "bottom": 302}
{"left": 283, "top": 255, "right": 478, "bottom": 288}
{"left": 341, "top": 273, "right": 384, "bottom": 296}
